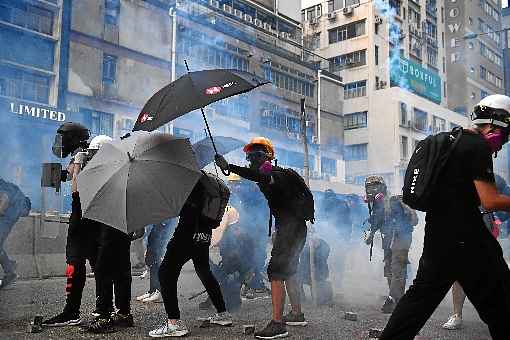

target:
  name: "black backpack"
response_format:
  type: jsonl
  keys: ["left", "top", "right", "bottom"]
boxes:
{"left": 402, "top": 127, "right": 463, "bottom": 212}
{"left": 199, "top": 171, "right": 231, "bottom": 229}
{"left": 277, "top": 167, "right": 315, "bottom": 224}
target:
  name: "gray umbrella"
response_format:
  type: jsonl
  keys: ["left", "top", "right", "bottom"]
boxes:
{"left": 77, "top": 131, "right": 201, "bottom": 234}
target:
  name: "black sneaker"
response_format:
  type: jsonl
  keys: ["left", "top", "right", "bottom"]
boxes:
{"left": 111, "top": 311, "right": 134, "bottom": 328}
{"left": 81, "top": 316, "right": 115, "bottom": 333}
{"left": 282, "top": 312, "right": 307, "bottom": 326}
{"left": 254, "top": 320, "right": 289, "bottom": 339}
{"left": 91, "top": 307, "right": 114, "bottom": 317}
{"left": 381, "top": 296, "right": 396, "bottom": 314}
{"left": 42, "top": 312, "right": 81, "bottom": 327}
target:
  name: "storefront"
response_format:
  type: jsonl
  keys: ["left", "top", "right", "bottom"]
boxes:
{"left": 0, "top": 98, "right": 86, "bottom": 212}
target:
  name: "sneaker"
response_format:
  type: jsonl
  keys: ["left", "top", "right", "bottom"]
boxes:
{"left": 143, "top": 290, "right": 163, "bottom": 303}
{"left": 282, "top": 312, "right": 307, "bottom": 326}
{"left": 442, "top": 314, "right": 463, "bottom": 330}
{"left": 111, "top": 311, "right": 134, "bottom": 328}
{"left": 0, "top": 272, "right": 17, "bottom": 289}
{"left": 42, "top": 312, "right": 81, "bottom": 327}
{"left": 254, "top": 320, "right": 289, "bottom": 339}
{"left": 137, "top": 291, "right": 152, "bottom": 301}
{"left": 149, "top": 320, "right": 189, "bottom": 338}
{"left": 91, "top": 307, "right": 114, "bottom": 317}
{"left": 209, "top": 312, "right": 233, "bottom": 326}
{"left": 81, "top": 316, "right": 115, "bottom": 334}
{"left": 381, "top": 296, "right": 396, "bottom": 314}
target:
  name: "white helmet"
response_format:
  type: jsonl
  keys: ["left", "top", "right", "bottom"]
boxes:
{"left": 89, "top": 135, "right": 113, "bottom": 150}
{"left": 472, "top": 94, "right": 510, "bottom": 130}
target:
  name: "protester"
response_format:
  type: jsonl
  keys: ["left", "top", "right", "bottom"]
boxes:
{"left": 149, "top": 176, "right": 232, "bottom": 338}
{"left": 442, "top": 174, "right": 510, "bottom": 330}
{"left": 0, "top": 177, "right": 30, "bottom": 289}
{"left": 298, "top": 235, "right": 332, "bottom": 305}
{"left": 380, "top": 94, "right": 510, "bottom": 340}
{"left": 136, "top": 219, "right": 176, "bottom": 303}
{"left": 215, "top": 136, "right": 311, "bottom": 339}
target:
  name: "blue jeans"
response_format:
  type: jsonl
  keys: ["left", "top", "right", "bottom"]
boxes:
{"left": 146, "top": 221, "right": 175, "bottom": 292}
{"left": 0, "top": 218, "right": 17, "bottom": 275}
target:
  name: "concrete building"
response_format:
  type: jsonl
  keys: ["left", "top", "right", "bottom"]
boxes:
{"left": 301, "top": 0, "right": 470, "bottom": 192}
{"left": 502, "top": 5, "right": 510, "bottom": 97}
{"left": 444, "top": 0, "right": 505, "bottom": 115}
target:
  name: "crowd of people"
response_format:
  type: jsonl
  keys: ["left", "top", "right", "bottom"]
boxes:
{"left": 2, "top": 95, "right": 510, "bottom": 339}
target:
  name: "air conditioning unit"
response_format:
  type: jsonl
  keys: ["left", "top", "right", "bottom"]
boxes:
{"left": 263, "top": 22, "right": 271, "bottom": 31}
{"left": 310, "top": 18, "right": 319, "bottom": 25}
{"left": 343, "top": 7, "right": 353, "bottom": 15}
{"left": 374, "top": 15, "right": 382, "bottom": 24}
{"left": 279, "top": 31, "right": 289, "bottom": 40}
{"left": 254, "top": 18, "right": 263, "bottom": 27}
{"left": 244, "top": 14, "right": 253, "bottom": 24}
{"left": 223, "top": 4, "right": 232, "bottom": 14}
{"left": 234, "top": 9, "right": 243, "bottom": 19}
{"left": 328, "top": 12, "right": 337, "bottom": 20}
{"left": 209, "top": 0, "right": 220, "bottom": 8}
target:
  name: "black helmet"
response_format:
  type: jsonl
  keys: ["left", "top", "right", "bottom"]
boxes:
{"left": 52, "top": 122, "right": 90, "bottom": 158}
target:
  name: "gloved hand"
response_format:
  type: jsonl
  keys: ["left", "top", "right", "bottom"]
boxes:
{"left": 214, "top": 154, "right": 229, "bottom": 171}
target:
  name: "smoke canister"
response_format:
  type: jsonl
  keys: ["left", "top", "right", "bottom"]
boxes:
{"left": 344, "top": 312, "right": 358, "bottom": 321}
{"left": 243, "top": 324, "right": 255, "bottom": 334}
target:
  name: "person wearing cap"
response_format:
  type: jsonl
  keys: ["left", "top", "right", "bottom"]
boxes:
{"left": 379, "top": 94, "right": 510, "bottom": 340}
{"left": 215, "top": 137, "right": 308, "bottom": 340}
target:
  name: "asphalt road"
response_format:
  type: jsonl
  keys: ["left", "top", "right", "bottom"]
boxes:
{"left": 0, "top": 263, "right": 492, "bottom": 340}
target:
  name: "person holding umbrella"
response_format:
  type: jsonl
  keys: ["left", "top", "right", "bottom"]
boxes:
{"left": 149, "top": 176, "right": 233, "bottom": 338}
{"left": 215, "top": 137, "right": 312, "bottom": 340}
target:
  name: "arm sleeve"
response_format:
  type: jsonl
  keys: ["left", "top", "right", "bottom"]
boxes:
{"left": 69, "top": 192, "right": 82, "bottom": 228}
{"left": 229, "top": 164, "right": 272, "bottom": 185}
{"left": 469, "top": 141, "right": 495, "bottom": 183}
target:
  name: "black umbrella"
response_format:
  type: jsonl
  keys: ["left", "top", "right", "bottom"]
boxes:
{"left": 192, "top": 136, "right": 244, "bottom": 169}
{"left": 133, "top": 68, "right": 270, "bottom": 133}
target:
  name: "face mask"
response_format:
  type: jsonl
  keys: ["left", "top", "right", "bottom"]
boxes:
{"left": 483, "top": 130, "right": 505, "bottom": 153}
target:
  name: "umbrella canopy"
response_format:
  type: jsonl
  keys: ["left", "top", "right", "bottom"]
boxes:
{"left": 77, "top": 131, "right": 201, "bottom": 234}
{"left": 192, "top": 136, "right": 244, "bottom": 169}
{"left": 133, "top": 69, "right": 270, "bottom": 132}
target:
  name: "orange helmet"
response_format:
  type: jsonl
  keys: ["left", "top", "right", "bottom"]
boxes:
{"left": 243, "top": 137, "right": 275, "bottom": 160}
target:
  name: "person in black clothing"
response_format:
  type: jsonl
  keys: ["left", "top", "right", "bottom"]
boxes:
{"left": 215, "top": 136, "right": 308, "bottom": 340}
{"left": 149, "top": 176, "right": 232, "bottom": 338}
{"left": 379, "top": 94, "right": 510, "bottom": 340}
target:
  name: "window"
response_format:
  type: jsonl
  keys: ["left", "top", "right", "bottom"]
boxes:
{"left": 375, "top": 45, "right": 379, "bottom": 65}
{"left": 432, "top": 116, "right": 446, "bottom": 133}
{"left": 400, "top": 102, "right": 408, "bottom": 126}
{"left": 344, "top": 80, "right": 367, "bottom": 99}
{"left": 0, "top": 65, "right": 50, "bottom": 103}
{"left": 481, "top": 90, "right": 488, "bottom": 99}
{"left": 480, "top": 0, "right": 500, "bottom": 21}
{"left": 321, "top": 157, "right": 337, "bottom": 176}
{"left": 389, "top": 0, "right": 402, "bottom": 17}
{"left": 328, "top": 20, "right": 366, "bottom": 44}
{"left": 426, "top": 48, "right": 438, "bottom": 68}
{"left": 260, "top": 101, "right": 305, "bottom": 133}
{"left": 480, "top": 42, "right": 502, "bottom": 66}
{"left": 344, "top": 144, "right": 368, "bottom": 161}
{"left": 329, "top": 50, "right": 367, "bottom": 72}
{"left": 89, "top": 110, "right": 114, "bottom": 137}
{"left": 328, "top": 0, "right": 343, "bottom": 12}
{"left": 105, "top": 0, "right": 120, "bottom": 25}
{"left": 344, "top": 111, "right": 367, "bottom": 129}
{"left": 265, "top": 69, "right": 314, "bottom": 97}
{"left": 306, "top": 33, "right": 321, "bottom": 50}
{"left": 478, "top": 19, "right": 501, "bottom": 47}
{"left": 480, "top": 66, "right": 503, "bottom": 88}
{"left": 400, "top": 136, "right": 409, "bottom": 159}
{"left": 103, "top": 54, "right": 117, "bottom": 84}
{"left": 345, "top": 0, "right": 360, "bottom": 6}
{"left": 0, "top": 0, "right": 53, "bottom": 35}
{"left": 413, "top": 108, "right": 428, "bottom": 132}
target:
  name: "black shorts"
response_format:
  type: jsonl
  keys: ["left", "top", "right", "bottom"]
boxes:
{"left": 267, "top": 219, "right": 307, "bottom": 281}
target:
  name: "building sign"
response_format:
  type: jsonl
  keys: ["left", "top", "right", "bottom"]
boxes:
{"left": 390, "top": 57, "right": 442, "bottom": 104}
{"left": 7, "top": 101, "right": 66, "bottom": 122}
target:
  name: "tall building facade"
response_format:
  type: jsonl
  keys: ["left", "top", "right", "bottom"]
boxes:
{"left": 444, "top": 0, "right": 505, "bottom": 114}
{"left": 502, "top": 5, "right": 510, "bottom": 97}
{"left": 301, "top": 0, "right": 468, "bottom": 193}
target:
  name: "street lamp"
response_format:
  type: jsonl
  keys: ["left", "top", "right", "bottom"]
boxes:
{"left": 463, "top": 28, "right": 510, "bottom": 40}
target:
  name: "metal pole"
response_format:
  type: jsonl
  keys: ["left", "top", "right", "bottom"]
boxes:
{"left": 301, "top": 98, "right": 310, "bottom": 186}
{"left": 168, "top": 7, "right": 177, "bottom": 135}
{"left": 316, "top": 69, "right": 322, "bottom": 176}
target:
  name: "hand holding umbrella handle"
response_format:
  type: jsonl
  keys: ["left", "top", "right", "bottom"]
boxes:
{"left": 215, "top": 154, "right": 230, "bottom": 176}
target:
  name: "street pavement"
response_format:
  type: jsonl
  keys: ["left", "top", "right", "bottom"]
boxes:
{"left": 0, "top": 264, "right": 492, "bottom": 340}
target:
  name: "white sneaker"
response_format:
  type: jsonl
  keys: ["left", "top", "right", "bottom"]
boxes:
{"left": 209, "top": 312, "right": 233, "bottom": 326}
{"left": 136, "top": 292, "right": 152, "bottom": 302}
{"left": 149, "top": 320, "right": 189, "bottom": 338}
{"left": 143, "top": 290, "right": 163, "bottom": 303}
{"left": 140, "top": 269, "right": 149, "bottom": 280}
{"left": 442, "top": 314, "right": 462, "bottom": 330}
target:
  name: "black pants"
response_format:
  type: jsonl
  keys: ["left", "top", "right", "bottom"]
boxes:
{"left": 159, "top": 230, "right": 226, "bottom": 319}
{"left": 0, "top": 219, "right": 16, "bottom": 275}
{"left": 94, "top": 226, "right": 132, "bottom": 315}
{"left": 380, "top": 235, "right": 510, "bottom": 340}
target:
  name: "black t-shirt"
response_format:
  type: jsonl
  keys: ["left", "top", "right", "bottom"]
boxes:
{"left": 425, "top": 131, "right": 495, "bottom": 250}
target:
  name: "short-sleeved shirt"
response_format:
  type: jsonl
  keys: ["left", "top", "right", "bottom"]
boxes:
{"left": 425, "top": 130, "right": 495, "bottom": 250}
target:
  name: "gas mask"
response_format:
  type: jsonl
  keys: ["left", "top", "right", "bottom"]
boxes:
{"left": 246, "top": 150, "right": 271, "bottom": 172}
